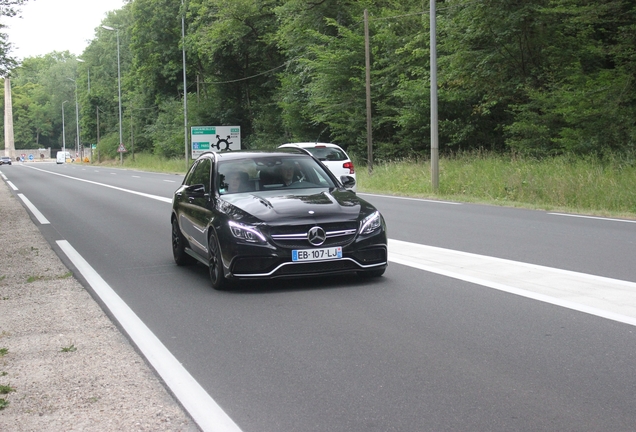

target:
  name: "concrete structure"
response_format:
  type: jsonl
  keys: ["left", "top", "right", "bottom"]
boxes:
{"left": 4, "top": 77, "right": 15, "bottom": 158}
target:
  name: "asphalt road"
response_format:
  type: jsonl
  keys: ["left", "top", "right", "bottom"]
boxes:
{"left": 3, "top": 162, "right": 636, "bottom": 431}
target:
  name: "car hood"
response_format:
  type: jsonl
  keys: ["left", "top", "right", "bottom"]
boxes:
{"left": 219, "top": 188, "right": 369, "bottom": 225}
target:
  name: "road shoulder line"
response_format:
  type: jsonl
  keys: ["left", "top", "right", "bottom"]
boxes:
{"left": 57, "top": 240, "right": 243, "bottom": 432}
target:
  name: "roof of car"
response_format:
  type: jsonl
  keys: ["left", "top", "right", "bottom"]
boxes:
{"left": 280, "top": 142, "right": 343, "bottom": 149}
{"left": 197, "top": 149, "right": 311, "bottom": 162}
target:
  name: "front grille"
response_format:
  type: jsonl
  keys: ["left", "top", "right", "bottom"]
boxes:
{"left": 275, "top": 260, "right": 359, "bottom": 276}
{"left": 270, "top": 222, "right": 357, "bottom": 249}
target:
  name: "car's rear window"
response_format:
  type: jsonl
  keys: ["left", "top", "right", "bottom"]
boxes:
{"left": 305, "top": 147, "right": 347, "bottom": 161}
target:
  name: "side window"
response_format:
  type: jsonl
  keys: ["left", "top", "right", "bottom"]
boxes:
{"left": 189, "top": 159, "right": 211, "bottom": 193}
{"left": 184, "top": 161, "right": 199, "bottom": 186}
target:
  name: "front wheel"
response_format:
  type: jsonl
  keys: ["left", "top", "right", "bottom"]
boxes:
{"left": 208, "top": 231, "right": 231, "bottom": 290}
{"left": 172, "top": 219, "right": 194, "bottom": 266}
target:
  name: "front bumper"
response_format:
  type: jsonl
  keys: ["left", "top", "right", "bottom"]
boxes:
{"left": 223, "top": 231, "right": 387, "bottom": 280}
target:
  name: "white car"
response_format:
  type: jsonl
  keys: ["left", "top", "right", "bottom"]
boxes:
{"left": 278, "top": 142, "right": 356, "bottom": 191}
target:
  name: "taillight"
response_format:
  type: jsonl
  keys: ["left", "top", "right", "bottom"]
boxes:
{"left": 343, "top": 161, "right": 355, "bottom": 174}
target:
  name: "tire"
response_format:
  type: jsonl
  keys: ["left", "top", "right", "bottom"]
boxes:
{"left": 172, "top": 219, "right": 194, "bottom": 266}
{"left": 208, "top": 231, "right": 230, "bottom": 290}
{"left": 358, "top": 267, "right": 386, "bottom": 278}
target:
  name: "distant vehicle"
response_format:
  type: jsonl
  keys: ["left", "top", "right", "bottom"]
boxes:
{"left": 171, "top": 149, "right": 387, "bottom": 290}
{"left": 278, "top": 142, "right": 356, "bottom": 192}
{"left": 56, "top": 151, "right": 71, "bottom": 164}
{"left": 0, "top": 156, "right": 12, "bottom": 165}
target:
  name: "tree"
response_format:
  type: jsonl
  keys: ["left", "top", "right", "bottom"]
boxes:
{"left": 0, "top": 0, "right": 27, "bottom": 75}
{"left": 6, "top": 52, "right": 79, "bottom": 149}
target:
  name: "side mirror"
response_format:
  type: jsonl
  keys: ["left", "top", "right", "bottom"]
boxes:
{"left": 340, "top": 175, "right": 356, "bottom": 190}
{"left": 185, "top": 184, "right": 207, "bottom": 198}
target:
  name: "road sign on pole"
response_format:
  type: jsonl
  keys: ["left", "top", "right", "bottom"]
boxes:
{"left": 191, "top": 126, "right": 241, "bottom": 158}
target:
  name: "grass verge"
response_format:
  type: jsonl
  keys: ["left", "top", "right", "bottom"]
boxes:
{"left": 85, "top": 151, "right": 636, "bottom": 219}
{"left": 357, "top": 152, "right": 636, "bottom": 218}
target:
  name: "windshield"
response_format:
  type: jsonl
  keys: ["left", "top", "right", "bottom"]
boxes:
{"left": 218, "top": 156, "right": 337, "bottom": 194}
{"left": 305, "top": 146, "right": 347, "bottom": 161}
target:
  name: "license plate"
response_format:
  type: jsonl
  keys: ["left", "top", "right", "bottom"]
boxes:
{"left": 292, "top": 247, "right": 342, "bottom": 262}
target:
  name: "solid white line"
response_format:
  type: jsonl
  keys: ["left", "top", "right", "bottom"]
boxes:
{"left": 6, "top": 180, "right": 18, "bottom": 191}
{"left": 549, "top": 212, "right": 636, "bottom": 224}
{"left": 56, "top": 240, "right": 243, "bottom": 432}
{"left": 24, "top": 165, "right": 172, "bottom": 203}
{"left": 17, "top": 193, "right": 50, "bottom": 224}
{"left": 1, "top": 173, "right": 7, "bottom": 180}
{"left": 358, "top": 192, "right": 460, "bottom": 205}
{"left": 389, "top": 239, "right": 636, "bottom": 327}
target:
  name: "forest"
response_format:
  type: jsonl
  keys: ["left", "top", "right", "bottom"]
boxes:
{"left": 2, "top": 0, "right": 635, "bottom": 163}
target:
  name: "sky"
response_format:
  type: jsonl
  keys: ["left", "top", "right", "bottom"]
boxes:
{"left": 3, "top": 0, "right": 126, "bottom": 60}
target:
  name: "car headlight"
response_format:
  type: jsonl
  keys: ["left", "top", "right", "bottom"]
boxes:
{"left": 229, "top": 221, "right": 266, "bottom": 243}
{"left": 359, "top": 211, "right": 382, "bottom": 235}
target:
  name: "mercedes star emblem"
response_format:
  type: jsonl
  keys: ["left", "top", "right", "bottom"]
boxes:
{"left": 307, "top": 226, "right": 326, "bottom": 246}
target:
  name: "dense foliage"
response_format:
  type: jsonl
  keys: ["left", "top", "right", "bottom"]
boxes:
{"left": 0, "top": 0, "right": 27, "bottom": 75}
{"left": 2, "top": 0, "right": 635, "bottom": 160}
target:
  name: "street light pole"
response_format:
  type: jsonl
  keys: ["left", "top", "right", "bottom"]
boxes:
{"left": 102, "top": 25, "right": 124, "bottom": 165}
{"left": 77, "top": 58, "right": 89, "bottom": 94}
{"left": 62, "top": 100, "right": 68, "bottom": 161}
{"left": 68, "top": 78, "right": 80, "bottom": 161}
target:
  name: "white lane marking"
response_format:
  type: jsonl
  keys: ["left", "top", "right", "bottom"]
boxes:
{"left": 549, "top": 212, "right": 636, "bottom": 224}
{"left": 358, "top": 192, "right": 460, "bottom": 205}
{"left": 1, "top": 172, "right": 7, "bottom": 180}
{"left": 17, "top": 193, "right": 50, "bottom": 224}
{"left": 57, "top": 240, "right": 243, "bottom": 432}
{"left": 164, "top": 180, "right": 176, "bottom": 183}
{"left": 6, "top": 180, "right": 18, "bottom": 190}
{"left": 389, "top": 239, "right": 636, "bottom": 327}
{"left": 24, "top": 165, "right": 172, "bottom": 203}
{"left": 132, "top": 175, "right": 141, "bottom": 178}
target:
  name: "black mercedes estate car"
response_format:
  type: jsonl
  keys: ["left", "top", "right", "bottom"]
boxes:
{"left": 171, "top": 149, "right": 387, "bottom": 290}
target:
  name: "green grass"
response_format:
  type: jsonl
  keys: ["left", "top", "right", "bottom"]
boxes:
{"left": 86, "top": 151, "right": 636, "bottom": 218}
{"left": 357, "top": 152, "right": 636, "bottom": 218}
{"left": 0, "top": 349, "right": 11, "bottom": 410}
{"left": 92, "top": 152, "right": 189, "bottom": 174}
{"left": 61, "top": 344, "right": 77, "bottom": 353}
{"left": 0, "top": 384, "right": 14, "bottom": 395}
{"left": 26, "top": 275, "right": 44, "bottom": 283}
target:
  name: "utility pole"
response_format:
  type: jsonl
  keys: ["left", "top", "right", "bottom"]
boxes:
{"left": 364, "top": 9, "right": 373, "bottom": 175}
{"left": 96, "top": 106, "right": 100, "bottom": 163}
{"left": 430, "top": 0, "right": 439, "bottom": 191}
{"left": 182, "top": 0, "right": 189, "bottom": 169}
